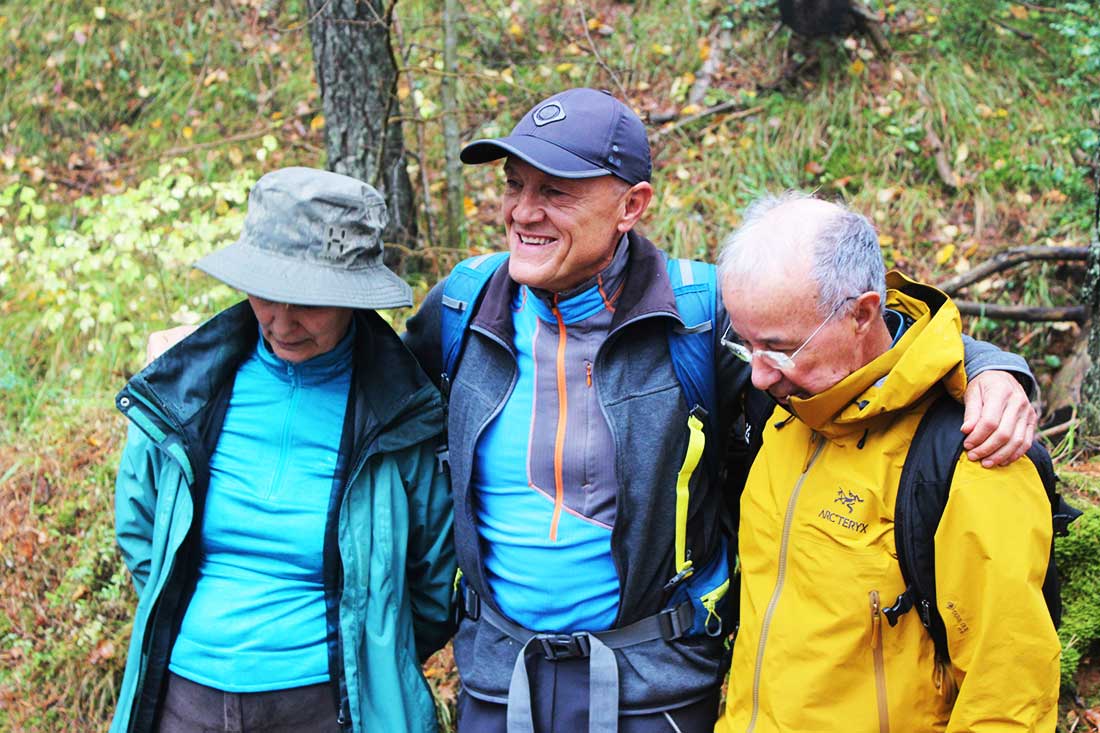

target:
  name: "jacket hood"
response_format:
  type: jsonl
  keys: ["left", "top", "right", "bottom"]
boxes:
{"left": 119, "top": 301, "right": 442, "bottom": 455}
{"left": 788, "top": 271, "right": 967, "bottom": 439}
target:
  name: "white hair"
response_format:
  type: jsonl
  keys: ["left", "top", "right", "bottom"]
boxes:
{"left": 716, "top": 191, "right": 886, "bottom": 316}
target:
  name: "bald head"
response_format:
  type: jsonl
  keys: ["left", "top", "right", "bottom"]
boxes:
{"left": 717, "top": 192, "right": 886, "bottom": 317}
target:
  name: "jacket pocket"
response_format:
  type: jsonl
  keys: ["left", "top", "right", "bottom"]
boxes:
{"left": 869, "top": 590, "right": 890, "bottom": 733}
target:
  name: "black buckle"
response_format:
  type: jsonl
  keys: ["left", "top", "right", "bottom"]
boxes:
{"left": 463, "top": 586, "right": 481, "bottom": 621}
{"left": 882, "top": 590, "right": 912, "bottom": 628}
{"left": 657, "top": 605, "right": 688, "bottom": 641}
{"left": 536, "top": 632, "right": 591, "bottom": 661}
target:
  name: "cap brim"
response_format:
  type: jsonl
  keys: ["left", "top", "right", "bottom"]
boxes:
{"left": 460, "top": 135, "right": 612, "bottom": 180}
{"left": 194, "top": 240, "right": 413, "bottom": 310}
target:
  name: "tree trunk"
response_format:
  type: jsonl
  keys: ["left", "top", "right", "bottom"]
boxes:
{"left": 307, "top": 0, "right": 416, "bottom": 254}
{"left": 441, "top": 0, "right": 465, "bottom": 249}
{"left": 1083, "top": 228, "right": 1100, "bottom": 432}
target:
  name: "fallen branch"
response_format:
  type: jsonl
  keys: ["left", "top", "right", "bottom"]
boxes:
{"left": 989, "top": 17, "right": 1035, "bottom": 40}
{"left": 923, "top": 117, "right": 957, "bottom": 189}
{"left": 652, "top": 104, "right": 765, "bottom": 139}
{"left": 954, "top": 301, "right": 1086, "bottom": 323}
{"left": 1038, "top": 418, "right": 1079, "bottom": 441}
{"left": 938, "top": 245, "right": 1088, "bottom": 294}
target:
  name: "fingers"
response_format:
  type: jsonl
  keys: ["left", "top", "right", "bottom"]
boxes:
{"left": 961, "top": 371, "right": 1038, "bottom": 467}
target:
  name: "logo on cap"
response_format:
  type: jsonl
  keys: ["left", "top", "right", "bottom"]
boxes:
{"left": 532, "top": 101, "right": 566, "bottom": 126}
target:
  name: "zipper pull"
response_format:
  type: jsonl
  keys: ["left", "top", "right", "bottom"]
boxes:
{"left": 585, "top": 360, "right": 592, "bottom": 387}
{"left": 870, "top": 590, "right": 881, "bottom": 649}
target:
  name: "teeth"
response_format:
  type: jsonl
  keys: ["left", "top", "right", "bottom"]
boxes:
{"left": 519, "top": 234, "right": 554, "bottom": 245}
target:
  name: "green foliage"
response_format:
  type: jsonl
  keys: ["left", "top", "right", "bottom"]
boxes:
{"left": 1054, "top": 507, "right": 1100, "bottom": 688}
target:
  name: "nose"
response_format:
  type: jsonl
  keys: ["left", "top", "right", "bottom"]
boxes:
{"left": 750, "top": 356, "right": 781, "bottom": 392}
{"left": 509, "top": 188, "right": 543, "bottom": 225}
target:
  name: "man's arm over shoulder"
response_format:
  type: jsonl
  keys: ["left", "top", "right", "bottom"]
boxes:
{"left": 959, "top": 335, "right": 1039, "bottom": 466}
{"left": 934, "top": 456, "right": 1060, "bottom": 731}
{"left": 402, "top": 281, "right": 446, "bottom": 389}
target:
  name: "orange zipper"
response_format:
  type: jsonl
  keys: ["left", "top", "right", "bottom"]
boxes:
{"left": 549, "top": 302, "right": 568, "bottom": 541}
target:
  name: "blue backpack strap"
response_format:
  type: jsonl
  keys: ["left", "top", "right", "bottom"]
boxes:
{"left": 440, "top": 252, "right": 509, "bottom": 391}
{"left": 665, "top": 256, "right": 719, "bottom": 449}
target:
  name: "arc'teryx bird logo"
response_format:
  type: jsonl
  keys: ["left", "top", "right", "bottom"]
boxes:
{"left": 834, "top": 488, "right": 864, "bottom": 514}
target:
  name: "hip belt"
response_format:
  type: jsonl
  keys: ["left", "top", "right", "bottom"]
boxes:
{"left": 464, "top": 588, "right": 695, "bottom": 733}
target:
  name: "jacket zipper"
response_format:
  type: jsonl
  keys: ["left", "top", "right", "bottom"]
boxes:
{"left": 870, "top": 590, "right": 890, "bottom": 733}
{"left": 746, "top": 436, "right": 825, "bottom": 733}
{"left": 549, "top": 301, "right": 569, "bottom": 542}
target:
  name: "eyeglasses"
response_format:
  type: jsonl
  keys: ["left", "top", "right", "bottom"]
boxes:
{"left": 721, "top": 297, "right": 856, "bottom": 371}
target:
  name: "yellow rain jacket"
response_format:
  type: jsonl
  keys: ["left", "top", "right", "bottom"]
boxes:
{"left": 718, "top": 273, "right": 1059, "bottom": 733}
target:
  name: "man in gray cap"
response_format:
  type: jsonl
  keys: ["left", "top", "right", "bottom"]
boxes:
{"left": 113, "top": 167, "right": 454, "bottom": 733}
{"left": 404, "top": 89, "right": 1039, "bottom": 731}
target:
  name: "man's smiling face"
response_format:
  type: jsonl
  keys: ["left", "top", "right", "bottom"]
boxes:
{"left": 501, "top": 158, "right": 633, "bottom": 293}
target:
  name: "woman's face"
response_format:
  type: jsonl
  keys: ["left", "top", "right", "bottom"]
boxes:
{"left": 248, "top": 296, "right": 353, "bottom": 363}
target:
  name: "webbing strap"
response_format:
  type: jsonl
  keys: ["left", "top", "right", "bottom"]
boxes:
{"left": 674, "top": 414, "right": 705, "bottom": 577}
{"left": 506, "top": 634, "right": 619, "bottom": 733}
{"left": 475, "top": 599, "right": 694, "bottom": 733}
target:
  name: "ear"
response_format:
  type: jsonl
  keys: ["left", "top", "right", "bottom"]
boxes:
{"left": 850, "top": 291, "right": 882, "bottom": 335}
{"left": 617, "top": 181, "right": 654, "bottom": 233}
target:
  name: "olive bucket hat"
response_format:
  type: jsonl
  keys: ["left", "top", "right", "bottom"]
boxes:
{"left": 194, "top": 167, "right": 413, "bottom": 309}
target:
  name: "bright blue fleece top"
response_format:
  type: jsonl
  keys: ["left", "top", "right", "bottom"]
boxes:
{"left": 473, "top": 241, "right": 629, "bottom": 633}
{"left": 169, "top": 322, "right": 353, "bottom": 692}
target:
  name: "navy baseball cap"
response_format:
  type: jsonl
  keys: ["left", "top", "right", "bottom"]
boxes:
{"left": 460, "top": 88, "right": 652, "bottom": 185}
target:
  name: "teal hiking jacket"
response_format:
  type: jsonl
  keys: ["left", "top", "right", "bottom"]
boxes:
{"left": 111, "top": 301, "right": 455, "bottom": 732}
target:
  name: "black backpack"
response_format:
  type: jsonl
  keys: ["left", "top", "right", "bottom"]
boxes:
{"left": 881, "top": 393, "right": 1083, "bottom": 663}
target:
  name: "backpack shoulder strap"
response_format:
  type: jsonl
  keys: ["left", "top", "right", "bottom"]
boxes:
{"left": 885, "top": 392, "right": 965, "bottom": 663}
{"left": 664, "top": 256, "right": 719, "bottom": 431}
{"left": 440, "top": 252, "right": 509, "bottom": 390}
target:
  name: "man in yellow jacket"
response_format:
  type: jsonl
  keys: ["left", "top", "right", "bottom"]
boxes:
{"left": 715, "top": 192, "right": 1060, "bottom": 732}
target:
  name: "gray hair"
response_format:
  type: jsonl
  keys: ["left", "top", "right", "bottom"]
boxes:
{"left": 717, "top": 191, "right": 887, "bottom": 316}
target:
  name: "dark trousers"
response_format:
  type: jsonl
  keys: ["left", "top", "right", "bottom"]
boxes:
{"left": 456, "top": 656, "right": 721, "bottom": 733}
{"left": 154, "top": 672, "right": 340, "bottom": 733}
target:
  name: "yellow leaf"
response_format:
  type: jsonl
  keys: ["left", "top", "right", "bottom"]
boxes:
{"left": 228, "top": 147, "right": 244, "bottom": 166}
{"left": 849, "top": 59, "right": 866, "bottom": 76}
{"left": 463, "top": 196, "right": 478, "bottom": 218}
{"left": 150, "top": 118, "right": 162, "bottom": 129}
{"left": 651, "top": 43, "right": 671, "bottom": 56}
{"left": 935, "top": 244, "right": 955, "bottom": 265}
{"left": 215, "top": 199, "right": 229, "bottom": 215}
{"left": 879, "top": 234, "right": 896, "bottom": 247}
{"left": 555, "top": 62, "right": 574, "bottom": 73}
{"left": 995, "top": 108, "right": 1008, "bottom": 118}
{"left": 680, "top": 104, "right": 702, "bottom": 116}
{"left": 698, "top": 40, "right": 711, "bottom": 61}
{"left": 954, "top": 143, "right": 969, "bottom": 166}
{"left": 587, "top": 17, "right": 600, "bottom": 31}
{"left": 182, "top": 126, "right": 193, "bottom": 140}
{"left": 1008, "top": 4, "right": 1028, "bottom": 19}
{"left": 501, "top": 67, "right": 514, "bottom": 85}
{"left": 310, "top": 115, "right": 325, "bottom": 132}
{"left": 738, "top": 136, "right": 753, "bottom": 150}
{"left": 397, "top": 84, "right": 410, "bottom": 101}
{"left": 508, "top": 22, "right": 524, "bottom": 40}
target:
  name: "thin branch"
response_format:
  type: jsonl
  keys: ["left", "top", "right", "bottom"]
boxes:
{"left": 652, "top": 104, "right": 765, "bottom": 140}
{"left": 1038, "top": 418, "right": 1079, "bottom": 440}
{"left": 937, "top": 245, "right": 1089, "bottom": 294}
{"left": 989, "top": 17, "right": 1035, "bottom": 40}
{"left": 576, "top": 2, "right": 628, "bottom": 99}
{"left": 954, "top": 301, "right": 1087, "bottom": 323}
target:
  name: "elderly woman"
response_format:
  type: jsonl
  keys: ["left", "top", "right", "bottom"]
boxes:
{"left": 111, "top": 168, "right": 454, "bottom": 733}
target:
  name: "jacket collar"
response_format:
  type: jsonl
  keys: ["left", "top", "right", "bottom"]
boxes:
{"left": 120, "top": 301, "right": 442, "bottom": 455}
{"left": 788, "top": 271, "right": 968, "bottom": 438}
{"left": 469, "top": 229, "right": 682, "bottom": 345}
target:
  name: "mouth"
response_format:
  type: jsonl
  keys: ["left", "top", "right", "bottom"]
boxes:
{"left": 515, "top": 232, "right": 556, "bottom": 246}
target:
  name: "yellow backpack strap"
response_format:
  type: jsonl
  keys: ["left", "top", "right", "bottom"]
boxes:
{"left": 669, "top": 413, "right": 705, "bottom": 588}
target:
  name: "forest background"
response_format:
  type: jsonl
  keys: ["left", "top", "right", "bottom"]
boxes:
{"left": 2, "top": 0, "right": 1100, "bottom": 730}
